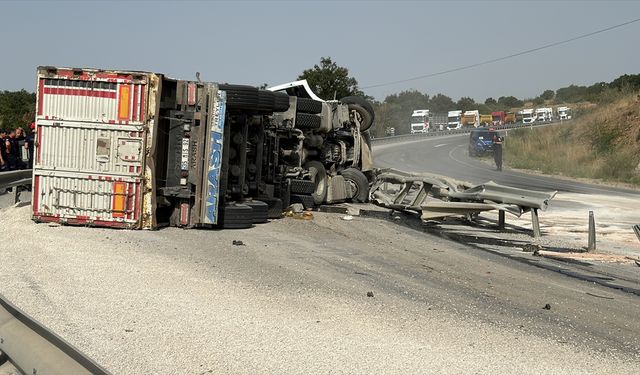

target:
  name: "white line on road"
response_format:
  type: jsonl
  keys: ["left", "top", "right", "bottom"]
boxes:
{"left": 434, "top": 143, "right": 448, "bottom": 148}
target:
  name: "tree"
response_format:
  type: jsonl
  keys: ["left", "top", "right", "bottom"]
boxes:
{"left": 539, "top": 90, "right": 555, "bottom": 101}
{"left": 298, "top": 57, "right": 365, "bottom": 100}
{"left": 497, "top": 95, "right": 523, "bottom": 109}
{"left": 456, "top": 96, "right": 476, "bottom": 112}
{"left": 428, "top": 93, "right": 455, "bottom": 112}
{"left": 0, "top": 90, "right": 36, "bottom": 131}
{"left": 484, "top": 97, "right": 497, "bottom": 106}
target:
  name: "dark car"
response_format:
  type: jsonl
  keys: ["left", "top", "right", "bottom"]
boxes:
{"left": 468, "top": 129, "right": 497, "bottom": 157}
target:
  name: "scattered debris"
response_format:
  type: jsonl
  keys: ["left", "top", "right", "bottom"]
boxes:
{"left": 533, "top": 248, "right": 541, "bottom": 257}
{"left": 288, "top": 203, "right": 304, "bottom": 214}
{"left": 543, "top": 304, "right": 551, "bottom": 310}
{"left": 585, "top": 292, "right": 614, "bottom": 300}
{"left": 635, "top": 260, "right": 640, "bottom": 268}
{"left": 522, "top": 244, "right": 543, "bottom": 253}
{"left": 342, "top": 215, "right": 354, "bottom": 221}
{"left": 366, "top": 291, "right": 374, "bottom": 298}
{"left": 124, "top": 328, "right": 134, "bottom": 333}
{"left": 232, "top": 240, "right": 245, "bottom": 246}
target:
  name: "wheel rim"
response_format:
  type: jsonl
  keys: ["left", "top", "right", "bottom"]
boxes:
{"left": 345, "top": 178, "right": 359, "bottom": 197}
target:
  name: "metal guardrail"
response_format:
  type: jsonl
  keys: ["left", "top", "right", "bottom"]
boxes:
{"left": 0, "top": 294, "right": 111, "bottom": 375}
{"left": 370, "top": 120, "right": 571, "bottom": 146}
{"left": 0, "top": 169, "right": 33, "bottom": 204}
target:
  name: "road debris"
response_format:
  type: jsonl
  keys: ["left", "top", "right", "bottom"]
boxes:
{"left": 543, "top": 304, "right": 551, "bottom": 310}
{"left": 232, "top": 240, "right": 245, "bottom": 246}
{"left": 522, "top": 244, "right": 543, "bottom": 253}
{"left": 366, "top": 291, "right": 374, "bottom": 298}
{"left": 342, "top": 215, "right": 354, "bottom": 221}
{"left": 585, "top": 292, "right": 614, "bottom": 300}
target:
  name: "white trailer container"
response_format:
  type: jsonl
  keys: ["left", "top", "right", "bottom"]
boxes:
{"left": 33, "top": 67, "right": 158, "bottom": 228}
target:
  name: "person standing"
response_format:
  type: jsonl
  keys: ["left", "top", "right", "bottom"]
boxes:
{"left": 493, "top": 134, "right": 503, "bottom": 171}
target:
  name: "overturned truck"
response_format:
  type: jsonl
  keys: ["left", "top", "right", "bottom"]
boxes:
{"left": 32, "top": 67, "right": 374, "bottom": 229}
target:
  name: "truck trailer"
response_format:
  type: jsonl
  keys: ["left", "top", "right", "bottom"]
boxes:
{"left": 32, "top": 67, "right": 374, "bottom": 229}
{"left": 461, "top": 110, "right": 480, "bottom": 128}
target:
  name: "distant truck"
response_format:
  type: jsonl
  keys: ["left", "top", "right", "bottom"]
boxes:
{"left": 535, "top": 107, "right": 553, "bottom": 122}
{"left": 447, "top": 110, "right": 463, "bottom": 129}
{"left": 491, "top": 111, "right": 506, "bottom": 126}
{"left": 461, "top": 110, "right": 480, "bottom": 128}
{"left": 505, "top": 112, "right": 516, "bottom": 124}
{"left": 557, "top": 106, "right": 572, "bottom": 120}
{"left": 429, "top": 112, "right": 448, "bottom": 131}
{"left": 521, "top": 109, "right": 536, "bottom": 124}
{"left": 479, "top": 114, "right": 493, "bottom": 126}
{"left": 32, "top": 67, "right": 375, "bottom": 229}
{"left": 410, "top": 109, "right": 430, "bottom": 134}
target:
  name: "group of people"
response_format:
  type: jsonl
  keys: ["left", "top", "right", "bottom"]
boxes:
{"left": 1, "top": 123, "right": 35, "bottom": 171}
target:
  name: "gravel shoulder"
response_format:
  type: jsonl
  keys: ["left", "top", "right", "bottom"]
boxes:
{"left": 1, "top": 205, "right": 639, "bottom": 374}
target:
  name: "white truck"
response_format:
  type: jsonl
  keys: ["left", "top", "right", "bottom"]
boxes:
{"left": 557, "top": 106, "right": 572, "bottom": 120}
{"left": 521, "top": 109, "right": 536, "bottom": 124}
{"left": 447, "top": 110, "right": 463, "bottom": 130}
{"left": 535, "top": 107, "right": 553, "bottom": 122}
{"left": 410, "top": 109, "right": 430, "bottom": 134}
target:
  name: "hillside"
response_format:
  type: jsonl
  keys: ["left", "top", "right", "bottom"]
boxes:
{"left": 505, "top": 92, "right": 640, "bottom": 185}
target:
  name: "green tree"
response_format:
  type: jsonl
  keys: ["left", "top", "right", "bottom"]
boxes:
{"left": 456, "top": 96, "right": 476, "bottom": 112}
{"left": 497, "top": 95, "right": 523, "bottom": 109}
{"left": 0, "top": 90, "right": 36, "bottom": 131}
{"left": 298, "top": 57, "right": 365, "bottom": 100}
{"left": 484, "top": 97, "right": 497, "bottom": 106}
{"left": 539, "top": 90, "right": 555, "bottom": 101}
{"left": 428, "top": 93, "right": 455, "bottom": 112}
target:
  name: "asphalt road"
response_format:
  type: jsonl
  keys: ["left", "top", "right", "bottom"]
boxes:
{"left": 374, "top": 132, "right": 640, "bottom": 197}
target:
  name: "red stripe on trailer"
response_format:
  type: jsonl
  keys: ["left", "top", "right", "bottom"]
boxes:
{"left": 139, "top": 85, "right": 145, "bottom": 122}
{"left": 134, "top": 181, "right": 141, "bottom": 221}
{"left": 127, "top": 182, "right": 134, "bottom": 220}
{"left": 32, "top": 175, "right": 40, "bottom": 215}
{"left": 37, "top": 79, "right": 44, "bottom": 115}
{"left": 36, "top": 125, "right": 42, "bottom": 163}
{"left": 43, "top": 87, "right": 117, "bottom": 99}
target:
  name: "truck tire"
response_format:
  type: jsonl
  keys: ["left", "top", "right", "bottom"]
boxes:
{"left": 255, "top": 197, "right": 284, "bottom": 219}
{"left": 296, "top": 98, "right": 323, "bottom": 114}
{"left": 219, "top": 203, "right": 254, "bottom": 229}
{"left": 257, "top": 90, "right": 275, "bottom": 113}
{"left": 273, "top": 92, "right": 290, "bottom": 112}
{"left": 219, "top": 84, "right": 259, "bottom": 111}
{"left": 290, "top": 194, "right": 316, "bottom": 210}
{"left": 243, "top": 200, "right": 269, "bottom": 224}
{"left": 304, "top": 160, "right": 327, "bottom": 205}
{"left": 290, "top": 179, "right": 317, "bottom": 194}
{"left": 340, "top": 168, "right": 369, "bottom": 203}
{"left": 295, "top": 113, "right": 322, "bottom": 130}
{"left": 340, "top": 96, "right": 375, "bottom": 132}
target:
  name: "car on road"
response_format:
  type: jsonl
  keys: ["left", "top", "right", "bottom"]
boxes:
{"left": 468, "top": 128, "right": 497, "bottom": 156}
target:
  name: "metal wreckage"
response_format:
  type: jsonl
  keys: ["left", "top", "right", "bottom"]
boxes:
{"left": 30, "top": 66, "right": 555, "bottom": 233}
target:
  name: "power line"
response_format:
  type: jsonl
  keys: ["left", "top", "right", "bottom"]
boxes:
{"left": 361, "top": 17, "right": 640, "bottom": 89}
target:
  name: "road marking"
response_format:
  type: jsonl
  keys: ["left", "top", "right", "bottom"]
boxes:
{"left": 434, "top": 143, "right": 448, "bottom": 148}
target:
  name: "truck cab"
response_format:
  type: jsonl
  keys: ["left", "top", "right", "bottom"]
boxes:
{"left": 491, "top": 111, "right": 506, "bottom": 126}
{"left": 447, "top": 110, "right": 463, "bottom": 130}
{"left": 521, "top": 109, "right": 536, "bottom": 124}
{"left": 410, "top": 109, "right": 430, "bottom": 134}
{"left": 557, "top": 106, "right": 572, "bottom": 120}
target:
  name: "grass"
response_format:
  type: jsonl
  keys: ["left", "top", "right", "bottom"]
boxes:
{"left": 504, "top": 92, "right": 640, "bottom": 186}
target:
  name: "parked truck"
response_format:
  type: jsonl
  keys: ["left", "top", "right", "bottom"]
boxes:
{"left": 521, "top": 109, "right": 536, "bottom": 124}
{"left": 447, "top": 110, "right": 463, "bottom": 130}
{"left": 479, "top": 114, "right": 493, "bottom": 126}
{"left": 32, "top": 67, "right": 375, "bottom": 229}
{"left": 461, "top": 110, "right": 480, "bottom": 128}
{"left": 410, "top": 109, "right": 430, "bottom": 134}
{"left": 557, "top": 106, "right": 572, "bottom": 120}
{"left": 505, "top": 111, "right": 516, "bottom": 124}
{"left": 429, "top": 112, "right": 448, "bottom": 131}
{"left": 535, "top": 107, "right": 553, "bottom": 122}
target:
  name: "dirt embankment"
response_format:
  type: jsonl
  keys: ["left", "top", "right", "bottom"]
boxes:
{"left": 505, "top": 93, "right": 640, "bottom": 185}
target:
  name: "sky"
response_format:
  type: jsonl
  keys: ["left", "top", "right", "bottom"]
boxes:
{"left": 1, "top": 0, "right": 639, "bottom": 102}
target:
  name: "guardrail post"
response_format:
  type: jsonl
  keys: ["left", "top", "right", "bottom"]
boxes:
{"left": 531, "top": 208, "right": 541, "bottom": 238}
{"left": 13, "top": 186, "right": 20, "bottom": 204}
{"left": 498, "top": 210, "right": 505, "bottom": 230}
{"left": 587, "top": 211, "right": 596, "bottom": 251}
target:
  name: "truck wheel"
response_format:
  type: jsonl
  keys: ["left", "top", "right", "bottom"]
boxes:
{"left": 340, "top": 168, "right": 369, "bottom": 203}
{"left": 243, "top": 200, "right": 269, "bottom": 224}
{"left": 295, "top": 113, "right": 322, "bottom": 130}
{"left": 290, "top": 179, "right": 317, "bottom": 194}
{"left": 219, "top": 84, "right": 259, "bottom": 111}
{"left": 340, "top": 96, "right": 375, "bottom": 132}
{"left": 219, "top": 203, "right": 254, "bottom": 229}
{"left": 296, "top": 98, "right": 323, "bottom": 114}
{"left": 256, "top": 91, "right": 275, "bottom": 113}
{"left": 273, "top": 92, "right": 290, "bottom": 112}
{"left": 304, "top": 160, "right": 327, "bottom": 205}
{"left": 255, "top": 197, "right": 284, "bottom": 219}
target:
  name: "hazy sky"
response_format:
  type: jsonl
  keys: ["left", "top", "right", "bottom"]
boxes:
{"left": 1, "top": 0, "right": 639, "bottom": 101}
